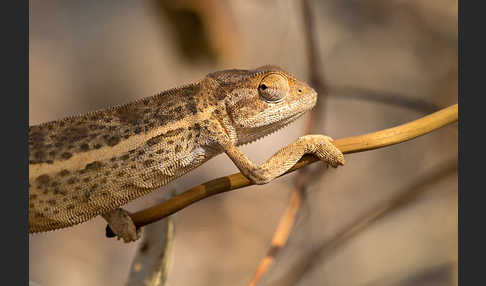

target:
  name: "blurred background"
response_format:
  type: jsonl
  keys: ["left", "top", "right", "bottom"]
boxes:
{"left": 29, "top": 0, "right": 458, "bottom": 285}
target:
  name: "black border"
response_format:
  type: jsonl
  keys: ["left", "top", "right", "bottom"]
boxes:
{"left": 459, "top": 0, "right": 482, "bottom": 285}
{"left": 2, "top": 0, "right": 28, "bottom": 284}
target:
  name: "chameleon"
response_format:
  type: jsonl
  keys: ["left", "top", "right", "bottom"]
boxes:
{"left": 29, "top": 65, "right": 345, "bottom": 242}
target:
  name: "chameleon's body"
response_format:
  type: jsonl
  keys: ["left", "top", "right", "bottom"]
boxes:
{"left": 29, "top": 66, "right": 344, "bottom": 242}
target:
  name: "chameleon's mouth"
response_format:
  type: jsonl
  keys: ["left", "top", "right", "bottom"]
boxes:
{"left": 236, "top": 111, "right": 307, "bottom": 146}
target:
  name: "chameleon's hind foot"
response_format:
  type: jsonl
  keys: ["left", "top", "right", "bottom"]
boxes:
{"left": 102, "top": 208, "right": 141, "bottom": 243}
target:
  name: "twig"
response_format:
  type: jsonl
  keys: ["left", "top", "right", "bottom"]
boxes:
{"left": 129, "top": 104, "right": 458, "bottom": 228}
{"left": 248, "top": 1, "right": 329, "bottom": 284}
{"left": 329, "top": 85, "right": 441, "bottom": 114}
{"left": 268, "top": 158, "right": 457, "bottom": 286}
{"left": 247, "top": 188, "right": 303, "bottom": 286}
{"left": 126, "top": 190, "right": 176, "bottom": 286}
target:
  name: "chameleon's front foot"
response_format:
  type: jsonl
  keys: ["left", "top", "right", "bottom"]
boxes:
{"left": 300, "top": 135, "right": 345, "bottom": 168}
{"left": 224, "top": 134, "right": 344, "bottom": 185}
{"left": 102, "top": 208, "right": 141, "bottom": 243}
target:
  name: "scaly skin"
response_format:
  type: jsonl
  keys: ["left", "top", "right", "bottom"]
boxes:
{"left": 29, "top": 65, "right": 344, "bottom": 242}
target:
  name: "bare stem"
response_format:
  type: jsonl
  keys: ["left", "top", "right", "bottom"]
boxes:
{"left": 129, "top": 104, "right": 458, "bottom": 228}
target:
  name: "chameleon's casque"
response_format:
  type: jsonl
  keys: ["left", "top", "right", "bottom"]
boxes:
{"left": 29, "top": 65, "right": 343, "bottom": 241}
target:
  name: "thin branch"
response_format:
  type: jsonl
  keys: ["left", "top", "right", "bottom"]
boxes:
{"left": 126, "top": 191, "right": 176, "bottom": 286}
{"left": 129, "top": 104, "right": 458, "bottom": 228}
{"left": 247, "top": 188, "right": 303, "bottom": 286}
{"left": 329, "top": 85, "right": 441, "bottom": 114}
{"left": 247, "top": 1, "right": 329, "bottom": 284}
{"left": 268, "top": 158, "right": 457, "bottom": 286}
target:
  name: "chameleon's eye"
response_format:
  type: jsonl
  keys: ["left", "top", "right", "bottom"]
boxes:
{"left": 258, "top": 73, "right": 289, "bottom": 103}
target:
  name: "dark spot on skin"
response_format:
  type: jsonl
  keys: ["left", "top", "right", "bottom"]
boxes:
{"left": 30, "top": 194, "right": 38, "bottom": 200}
{"left": 47, "top": 199, "right": 57, "bottom": 206}
{"left": 134, "top": 127, "right": 142, "bottom": 134}
{"left": 53, "top": 210, "right": 60, "bottom": 214}
{"left": 106, "top": 136, "right": 121, "bottom": 146}
{"left": 34, "top": 151, "right": 46, "bottom": 160}
{"left": 164, "top": 128, "right": 184, "bottom": 137}
{"left": 187, "top": 133, "right": 193, "bottom": 140}
{"left": 121, "top": 154, "right": 130, "bottom": 161}
{"left": 144, "top": 159, "right": 155, "bottom": 167}
{"left": 61, "top": 152, "right": 72, "bottom": 159}
{"left": 117, "top": 107, "right": 144, "bottom": 125}
{"left": 110, "top": 157, "right": 117, "bottom": 162}
{"left": 94, "top": 144, "right": 102, "bottom": 149}
{"left": 84, "top": 188, "right": 95, "bottom": 202}
{"left": 167, "top": 140, "right": 174, "bottom": 145}
{"left": 130, "top": 165, "right": 136, "bottom": 170}
{"left": 46, "top": 160, "right": 54, "bottom": 164}
{"left": 147, "top": 135, "right": 162, "bottom": 146}
{"left": 156, "top": 149, "right": 164, "bottom": 154}
{"left": 80, "top": 143, "right": 90, "bottom": 151}
{"left": 175, "top": 145, "right": 182, "bottom": 153}
{"left": 138, "top": 150, "right": 145, "bottom": 156}
{"left": 36, "top": 174, "right": 51, "bottom": 185}
{"left": 124, "top": 135, "right": 130, "bottom": 139}
{"left": 85, "top": 161, "right": 103, "bottom": 170}
{"left": 43, "top": 207, "right": 48, "bottom": 212}
{"left": 59, "top": 169, "right": 70, "bottom": 177}
{"left": 187, "top": 101, "right": 197, "bottom": 114}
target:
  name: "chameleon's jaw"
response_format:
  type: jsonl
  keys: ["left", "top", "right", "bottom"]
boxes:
{"left": 235, "top": 110, "right": 307, "bottom": 146}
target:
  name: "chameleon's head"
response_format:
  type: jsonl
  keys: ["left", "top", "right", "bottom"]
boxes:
{"left": 208, "top": 65, "right": 318, "bottom": 145}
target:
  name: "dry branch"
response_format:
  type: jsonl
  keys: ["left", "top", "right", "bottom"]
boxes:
{"left": 129, "top": 104, "right": 458, "bottom": 228}
{"left": 268, "top": 157, "right": 457, "bottom": 286}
